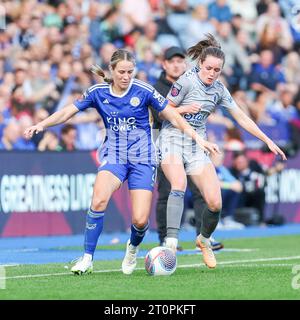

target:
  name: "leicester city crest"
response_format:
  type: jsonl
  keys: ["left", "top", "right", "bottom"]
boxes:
{"left": 130, "top": 97, "right": 140, "bottom": 107}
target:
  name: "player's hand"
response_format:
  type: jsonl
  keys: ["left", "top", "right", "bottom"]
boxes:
{"left": 24, "top": 124, "right": 44, "bottom": 139}
{"left": 197, "top": 138, "right": 221, "bottom": 155}
{"left": 266, "top": 140, "right": 287, "bottom": 161}
{"left": 180, "top": 103, "right": 201, "bottom": 114}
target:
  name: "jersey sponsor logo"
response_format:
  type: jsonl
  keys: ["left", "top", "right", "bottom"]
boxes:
{"left": 106, "top": 116, "right": 137, "bottom": 132}
{"left": 130, "top": 97, "right": 141, "bottom": 107}
{"left": 183, "top": 110, "right": 210, "bottom": 125}
{"left": 107, "top": 111, "right": 137, "bottom": 132}
{"left": 170, "top": 83, "right": 182, "bottom": 97}
{"left": 153, "top": 90, "right": 166, "bottom": 106}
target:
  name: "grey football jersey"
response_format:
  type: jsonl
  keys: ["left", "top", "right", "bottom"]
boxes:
{"left": 162, "top": 67, "right": 239, "bottom": 136}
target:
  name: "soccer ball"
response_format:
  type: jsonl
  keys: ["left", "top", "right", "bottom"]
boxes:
{"left": 145, "top": 246, "right": 177, "bottom": 276}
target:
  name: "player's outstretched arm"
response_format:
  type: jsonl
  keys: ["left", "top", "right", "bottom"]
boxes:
{"left": 160, "top": 104, "right": 221, "bottom": 155}
{"left": 24, "top": 104, "right": 79, "bottom": 139}
{"left": 229, "top": 107, "right": 287, "bottom": 160}
{"left": 177, "top": 103, "right": 202, "bottom": 115}
{"left": 159, "top": 100, "right": 201, "bottom": 119}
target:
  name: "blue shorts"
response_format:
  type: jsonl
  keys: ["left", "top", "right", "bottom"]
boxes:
{"left": 98, "top": 161, "right": 157, "bottom": 191}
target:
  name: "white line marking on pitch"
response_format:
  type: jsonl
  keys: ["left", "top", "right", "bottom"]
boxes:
{"left": 219, "top": 263, "right": 295, "bottom": 267}
{"left": 179, "top": 256, "right": 300, "bottom": 268}
{"left": 1, "top": 248, "right": 39, "bottom": 253}
{"left": 220, "top": 248, "right": 259, "bottom": 252}
{"left": 0, "top": 264, "right": 20, "bottom": 268}
{"left": 1, "top": 255, "right": 300, "bottom": 280}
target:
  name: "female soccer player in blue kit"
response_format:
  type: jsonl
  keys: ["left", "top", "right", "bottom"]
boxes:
{"left": 24, "top": 49, "right": 219, "bottom": 275}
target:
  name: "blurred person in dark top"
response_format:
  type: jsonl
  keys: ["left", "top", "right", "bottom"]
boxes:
{"left": 256, "top": 23, "right": 286, "bottom": 65}
{"left": 98, "top": 43, "right": 117, "bottom": 72}
{"left": 211, "top": 152, "right": 244, "bottom": 230}
{"left": 0, "top": 118, "right": 35, "bottom": 150}
{"left": 230, "top": 150, "right": 267, "bottom": 224}
{"left": 288, "top": 90, "right": 300, "bottom": 153}
{"left": 99, "top": 6, "right": 123, "bottom": 46}
{"left": 38, "top": 131, "right": 62, "bottom": 151}
{"left": 249, "top": 49, "right": 286, "bottom": 97}
{"left": 10, "top": 84, "right": 35, "bottom": 118}
{"left": 0, "top": 120, "right": 21, "bottom": 150}
{"left": 58, "top": 123, "right": 77, "bottom": 151}
{"left": 136, "top": 47, "right": 161, "bottom": 85}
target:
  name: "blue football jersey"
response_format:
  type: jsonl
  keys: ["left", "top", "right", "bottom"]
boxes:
{"left": 74, "top": 79, "right": 168, "bottom": 164}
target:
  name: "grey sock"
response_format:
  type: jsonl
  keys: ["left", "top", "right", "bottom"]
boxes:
{"left": 166, "top": 190, "right": 185, "bottom": 238}
{"left": 200, "top": 207, "right": 221, "bottom": 238}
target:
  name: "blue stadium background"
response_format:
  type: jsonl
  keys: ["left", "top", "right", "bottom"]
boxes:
{"left": 1, "top": 0, "right": 300, "bottom": 238}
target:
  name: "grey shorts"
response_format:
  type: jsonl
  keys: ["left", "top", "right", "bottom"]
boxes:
{"left": 157, "top": 129, "right": 211, "bottom": 174}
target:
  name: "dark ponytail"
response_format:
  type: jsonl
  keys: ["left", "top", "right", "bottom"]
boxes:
{"left": 187, "top": 33, "right": 225, "bottom": 64}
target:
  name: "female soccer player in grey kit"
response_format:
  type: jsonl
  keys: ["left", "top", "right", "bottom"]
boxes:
{"left": 158, "top": 34, "right": 286, "bottom": 268}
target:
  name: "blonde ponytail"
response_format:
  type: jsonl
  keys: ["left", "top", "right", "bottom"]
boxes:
{"left": 90, "top": 64, "right": 112, "bottom": 83}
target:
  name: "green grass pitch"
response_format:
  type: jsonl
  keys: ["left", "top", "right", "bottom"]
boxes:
{"left": 1, "top": 235, "right": 300, "bottom": 300}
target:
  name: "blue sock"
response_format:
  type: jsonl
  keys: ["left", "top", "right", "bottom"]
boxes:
{"left": 130, "top": 222, "right": 149, "bottom": 247}
{"left": 84, "top": 208, "right": 105, "bottom": 257}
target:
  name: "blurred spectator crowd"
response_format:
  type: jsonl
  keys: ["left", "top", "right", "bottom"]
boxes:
{"left": 0, "top": 0, "right": 300, "bottom": 153}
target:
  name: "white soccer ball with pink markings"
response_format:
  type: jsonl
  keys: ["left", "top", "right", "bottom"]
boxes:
{"left": 145, "top": 246, "right": 177, "bottom": 276}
